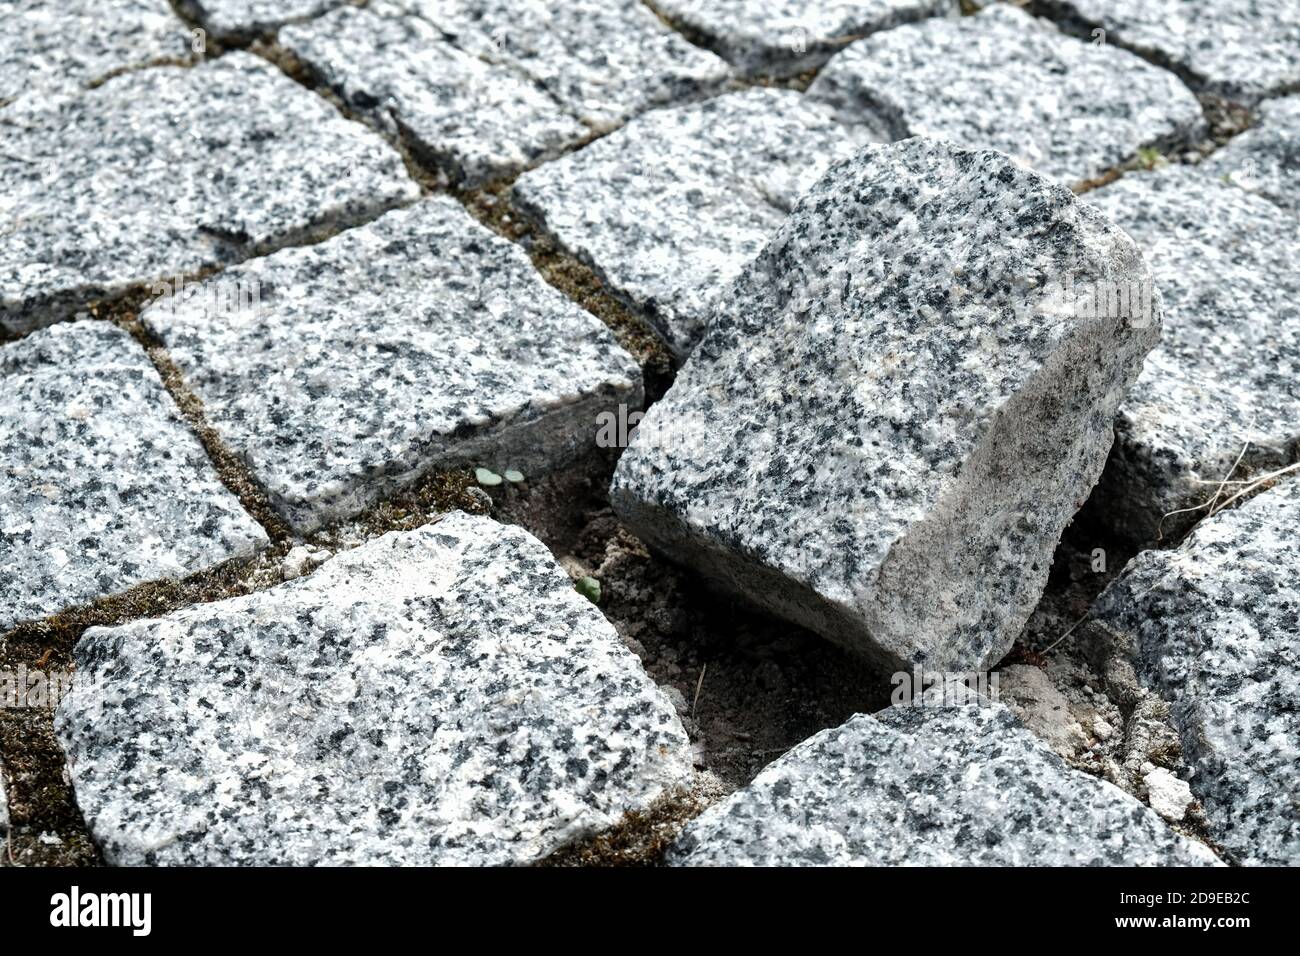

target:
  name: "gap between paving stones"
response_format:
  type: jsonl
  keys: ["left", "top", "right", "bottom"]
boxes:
{"left": 1027, "top": 0, "right": 1300, "bottom": 105}
{"left": 253, "top": 36, "right": 680, "bottom": 383}
{"left": 5, "top": 1, "right": 1260, "bottom": 867}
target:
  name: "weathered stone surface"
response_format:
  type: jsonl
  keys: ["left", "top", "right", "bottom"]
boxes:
{"left": 651, "top": 0, "right": 955, "bottom": 77}
{"left": 57, "top": 513, "right": 695, "bottom": 866}
{"left": 1144, "top": 767, "right": 1194, "bottom": 823}
{"left": 668, "top": 704, "right": 1220, "bottom": 865}
{"left": 0, "top": 0, "right": 191, "bottom": 105}
{"left": 404, "top": 0, "right": 730, "bottom": 130}
{"left": 178, "top": 0, "right": 344, "bottom": 39}
{"left": 1038, "top": 0, "right": 1300, "bottom": 104}
{"left": 1202, "top": 95, "right": 1300, "bottom": 217}
{"left": 1090, "top": 479, "right": 1300, "bottom": 865}
{"left": 280, "top": 4, "right": 587, "bottom": 186}
{"left": 0, "top": 51, "right": 417, "bottom": 336}
{"left": 612, "top": 139, "right": 1160, "bottom": 671}
{"left": 1083, "top": 166, "right": 1300, "bottom": 544}
{"left": 142, "top": 198, "right": 642, "bottom": 534}
{"left": 514, "top": 88, "right": 868, "bottom": 358}
{"left": 0, "top": 322, "right": 267, "bottom": 635}
{"left": 807, "top": 4, "right": 1203, "bottom": 187}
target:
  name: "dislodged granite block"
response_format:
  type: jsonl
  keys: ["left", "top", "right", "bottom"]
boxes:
{"left": 57, "top": 513, "right": 695, "bottom": 865}
{"left": 280, "top": 4, "right": 587, "bottom": 186}
{"left": 649, "top": 0, "right": 956, "bottom": 77}
{"left": 403, "top": 0, "right": 730, "bottom": 131}
{"left": 0, "top": 51, "right": 417, "bottom": 336}
{"left": 143, "top": 198, "right": 642, "bottom": 534}
{"left": 807, "top": 4, "right": 1203, "bottom": 187}
{"left": 668, "top": 704, "right": 1220, "bottom": 865}
{"left": 178, "top": 0, "right": 345, "bottom": 40}
{"left": 1090, "top": 480, "right": 1300, "bottom": 865}
{"left": 1202, "top": 95, "right": 1300, "bottom": 217}
{"left": 0, "top": 322, "right": 267, "bottom": 635}
{"left": 611, "top": 139, "right": 1160, "bottom": 672}
{"left": 1083, "top": 166, "right": 1300, "bottom": 544}
{"left": 0, "top": 0, "right": 191, "bottom": 105}
{"left": 1037, "top": 0, "right": 1300, "bottom": 104}
{"left": 514, "top": 88, "right": 869, "bottom": 358}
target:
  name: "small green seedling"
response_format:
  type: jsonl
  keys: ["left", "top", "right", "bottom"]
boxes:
{"left": 575, "top": 576, "right": 601, "bottom": 604}
{"left": 504, "top": 469, "right": 525, "bottom": 484}
{"left": 1135, "top": 147, "right": 1166, "bottom": 170}
{"left": 475, "top": 467, "right": 503, "bottom": 486}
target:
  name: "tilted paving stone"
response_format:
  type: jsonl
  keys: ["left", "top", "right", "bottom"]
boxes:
{"left": 667, "top": 704, "right": 1220, "bottom": 866}
{"left": 650, "top": 0, "right": 957, "bottom": 77}
{"left": 1201, "top": 95, "right": 1300, "bottom": 217}
{"left": 514, "top": 88, "right": 870, "bottom": 359}
{"left": 0, "top": 0, "right": 191, "bottom": 105}
{"left": 142, "top": 198, "right": 642, "bottom": 535}
{"left": 1037, "top": 0, "right": 1300, "bottom": 104}
{"left": 0, "top": 51, "right": 417, "bottom": 336}
{"left": 0, "top": 322, "right": 268, "bottom": 635}
{"left": 1090, "top": 480, "right": 1300, "bottom": 865}
{"left": 806, "top": 4, "right": 1204, "bottom": 187}
{"left": 280, "top": 3, "right": 587, "bottom": 186}
{"left": 1083, "top": 165, "right": 1300, "bottom": 544}
{"left": 56, "top": 513, "right": 695, "bottom": 865}
{"left": 178, "top": 0, "right": 346, "bottom": 40}
{"left": 400, "top": 0, "right": 731, "bottom": 131}
{"left": 611, "top": 139, "right": 1160, "bottom": 672}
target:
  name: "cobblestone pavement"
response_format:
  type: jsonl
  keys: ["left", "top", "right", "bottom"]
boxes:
{"left": 1, "top": 0, "right": 1296, "bottom": 867}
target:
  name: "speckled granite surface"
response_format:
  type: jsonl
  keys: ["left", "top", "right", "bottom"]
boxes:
{"left": 650, "top": 0, "right": 956, "bottom": 77}
{"left": 514, "top": 88, "right": 871, "bottom": 358}
{"left": 612, "top": 139, "right": 1159, "bottom": 671}
{"left": 1202, "top": 95, "right": 1300, "bottom": 217}
{"left": 668, "top": 704, "right": 1220, "bottom": 865}
{"left": 1038, "top": 0, "right": 1300, "bottom": 104}
{"left": 0, "top": 322, "right": 267, "bottom": 634}
{"left": 178, "top": 0, "right": 345, "bottom": 39}
{"left": 280, "top": 3, "right": 587, "bottom": 186}
{"left": 807, "top": 3, "right": 1203, "bottom": 187}
{"left": 1084, "top": 165, "right": 1300, "bottom": 544}
{"left": 142, "top": 198, "right": 642, "bottom": 534}
{"left": 1091, "top": 480, "right": 1300, "bottom": 865}
{"left": 0, "top": 51, "right": 417, "bottom": 336}
{"left": 56, "top": 513, "right": 695, "bottom": 866}
{"left": 0, "top": 0, "right": 191, "bottom": 105}
{"left": 401, "top": 0, "right": 730, "bottom": 131}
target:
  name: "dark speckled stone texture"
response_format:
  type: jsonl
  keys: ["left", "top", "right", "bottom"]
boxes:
{"left": 668, "top": 703, "right": 1220, "bottom": 865}
{"left": 612, "top": 139, "right": 1160, "bottom": 672}
{"left": 0, "top": 0, "right": 190, "bottom": 105}
{"left": 1202, "top": 95, "right": 1300, "bottom": 217}
{"left": 56, "top": 513, "right": 695, "bottom": 866}
{"left": 650, "top": 0, "right": 957, "bottom": 77}
{"left": 0, "top": 322, "right": 268, "bottom": 634}
{"left": 1037, "top": 0, "right": 1300, "bottom": 104}
{"left": 0, "top": 51, "right": 417, "bottom": 336}
{"left": 178, "top": 0, "right": 345, "bottom": 40}
{"left": 514, "top": 88, "right": 872, "bottom": 358}
{"left": 807, "top": 4, "right": 1204, "bottom": 187}
{"left": 279, "top": 4, "right": 587, "bottom": 187}
{"left": 142, "top": 198, "right": 642, "bottom": 534}
{"left": 1091, "top": 480, "right": 1300, "bottom": 866}
{"left": 1084, "top": 166, "right": 1300, "bottom": 544}
{"left": 400, "top": 0, "right": 730, "bottom": 131}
